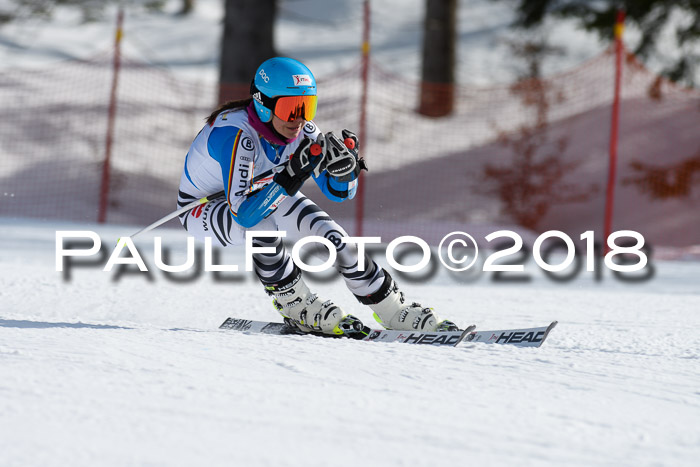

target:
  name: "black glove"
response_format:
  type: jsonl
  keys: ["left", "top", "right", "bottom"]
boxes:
{"left": 274, "top": 136, "right": 325, "bottom": 195}
{"left": 323, "top": 129, "right": 368, "bottom": 182}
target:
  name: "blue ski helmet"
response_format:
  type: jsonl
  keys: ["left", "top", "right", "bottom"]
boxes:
{"left": 250, "top": 57, "right": 317, "bottom": 123}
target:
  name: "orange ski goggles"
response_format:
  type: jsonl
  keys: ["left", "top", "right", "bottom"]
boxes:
{"left": 272, "top": 95, "right": 318, "bottom": 122}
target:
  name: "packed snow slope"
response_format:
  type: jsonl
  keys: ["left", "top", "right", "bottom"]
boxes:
{"left": 1, "top": 219, "right": 699, "bottom": 467}
{"left": 1, "top": 1, "right": 699, "bottom": 465}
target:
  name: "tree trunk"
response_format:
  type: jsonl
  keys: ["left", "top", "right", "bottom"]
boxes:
{"left": 179, "top": 0, "right": 194, "bottom": 16}
{"left": 419, "top": 0, "right": 456, "bottom": 117}
{"left": 218, "top": 0, "right": 276, "bottom": 104}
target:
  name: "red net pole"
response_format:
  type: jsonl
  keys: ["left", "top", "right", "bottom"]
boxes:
{"left": 355, "top": 0, "right": 370, "bottom": 237}
{"left": 98, "top": 8, "right": 124, "bottom": 223}
{"left": 603, "top": 10, "right": 625, "bottom": 252}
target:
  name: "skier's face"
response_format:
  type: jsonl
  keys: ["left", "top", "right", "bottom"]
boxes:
{"left": 272, "top": 115, "right": 305, "bottom": 140}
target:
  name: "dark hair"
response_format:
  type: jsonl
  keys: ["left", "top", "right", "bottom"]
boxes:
{"left": 206, "top": 97, "right": 253, "bottom": 125}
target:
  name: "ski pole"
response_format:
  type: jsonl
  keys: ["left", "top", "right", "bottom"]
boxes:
{"left": 129, "top": 190, "right": 225, "bottom": 239}
{"left": 125, "top": 145, "right": 319, "bottom": 241}
{"left": 124, "top": 148, "right": 313, "bottom": 240}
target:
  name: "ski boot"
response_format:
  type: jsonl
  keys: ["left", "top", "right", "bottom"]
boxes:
{"left": 355, "top": 271, "right": 459, "bottom": 332}
{"left": 263, "top": 268, "right": 365, "bottom": 336}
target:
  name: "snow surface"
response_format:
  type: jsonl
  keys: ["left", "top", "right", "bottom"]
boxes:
{"left": 0, "top": 0, "right": 614, "bottom": 84}
{"left": 2, "top": 1, "right": 699, "bottom": 466}
{"left": 2, "top": 219, "right": 700, "bottom": 467}
{"left": 1, "top": 0, "right": 694, "bottom": 83}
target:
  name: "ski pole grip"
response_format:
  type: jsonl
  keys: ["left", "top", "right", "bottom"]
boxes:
{"left": 310, "top": 143, "right": 322, "bottom": 156}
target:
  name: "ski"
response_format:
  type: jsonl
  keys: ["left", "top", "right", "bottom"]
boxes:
{"left": 218, "top": 317, "right": 474, "bottom": 347}
{"left": 461, "top": 321, "right": 558, "bottom": 348}
{"left": 219, "top": 317, "right": 558, "bottom": 348}
{"left": 357, "top": 325, "right": 477, "bottom": 347}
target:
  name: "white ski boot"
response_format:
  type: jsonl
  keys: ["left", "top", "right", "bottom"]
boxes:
{"left": 356, "top": 272, "right": 458, "bottom": 332}
{"left": 263, "top": 269, "right": 366, "bottom": 336}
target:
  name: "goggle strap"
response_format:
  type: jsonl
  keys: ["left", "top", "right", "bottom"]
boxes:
{"left": 250, "top": 80, "right": 277, "bottom": 111}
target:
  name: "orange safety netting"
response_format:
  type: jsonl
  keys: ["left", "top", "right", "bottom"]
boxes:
{"left": 0, "top": 47, "right": 698, "bottom": 247}
{"left": 311, "top": 47, "right": 700, "bottom": 248}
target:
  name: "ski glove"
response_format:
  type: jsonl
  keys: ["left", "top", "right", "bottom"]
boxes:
{"left": 321, "top": 129, "right": 368, "bottom": 182}
{"left": 274, "top": 135, "right": 326, "bottom": 196}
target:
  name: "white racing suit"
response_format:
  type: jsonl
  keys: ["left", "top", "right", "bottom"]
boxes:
{"left": 178, "top": 107, "right": 383, "bottom": 293}
{"left": 177, "top": 106, "right": 444, "bottom": 333}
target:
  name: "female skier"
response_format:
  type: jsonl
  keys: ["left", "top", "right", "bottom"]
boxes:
{"left": 177, "top": 57, "right": 457, "bottom": 336}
